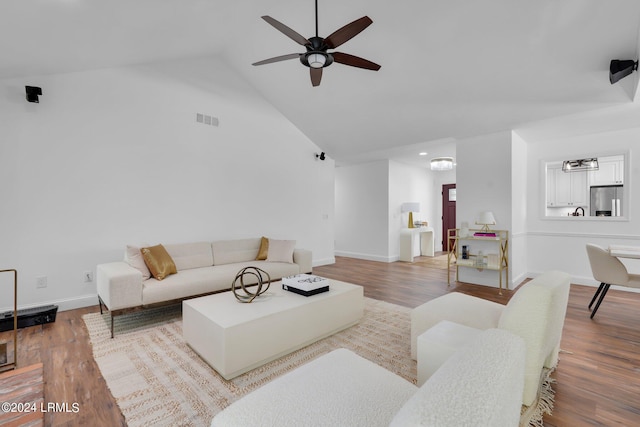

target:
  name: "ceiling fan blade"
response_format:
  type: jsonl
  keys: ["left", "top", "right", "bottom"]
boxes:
{"left": 261, "top": 16, "right": 310, "bottom": 46}
{"left": 333, "top": 52, "right": 381, "bottom": 71}
{"left": 252, "top": 53, "right": 301, "bottom": 66}
{"left": 310, "top": 68, "right": 322, "bottom": 87}
{"left": 325, "top": 16, "right": 373, "bottom": 49}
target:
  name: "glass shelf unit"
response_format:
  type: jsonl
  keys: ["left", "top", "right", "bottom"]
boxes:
{"left": 447, "top": 229, "right": 509, "bottom": 295}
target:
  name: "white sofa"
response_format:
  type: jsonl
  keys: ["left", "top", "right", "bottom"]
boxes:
{"left": 97, "top": 238, "right": 312, "bottom": 337}
{"left": 411, "top": 270, "right": 570, "bottom": 407}
{"left": 211, "top": 328, "right": 526, "bottom": 427}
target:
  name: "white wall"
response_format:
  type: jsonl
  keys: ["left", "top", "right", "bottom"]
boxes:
{"left": 335, "top": 160, "right": 444, "bottom": 262}
{"left": 421, "top": 126, "right": 639, "bottom": 291}
{"left": 456, "top": 131, "right": 513, "bottom": 287}
{"left": 511, "top": 132, "right": 528, "bottom": 284}
{"left": 335, "top": 160, "right": 389, "bottom": 261}
{"left": 523, "top": 128, "right": 640, "bottom": 285}
{"left": 0, "top": 57, "right": 335, "bottom": 311}
{"left": 389, "top": 161, "right": 435, "bottom": 257}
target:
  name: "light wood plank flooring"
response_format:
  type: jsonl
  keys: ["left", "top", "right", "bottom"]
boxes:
{"left": 1, "top": 255, "right": 638, "bottom": 426}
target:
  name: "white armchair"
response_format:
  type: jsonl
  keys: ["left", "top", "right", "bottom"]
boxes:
{"left": 411, "top": 270, "right": 570, "bottom": 407}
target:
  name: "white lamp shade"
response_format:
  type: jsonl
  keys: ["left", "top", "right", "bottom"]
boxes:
{"left": 476, "top": 211, "right": 496, "bottom": 226}
{"left": 308, "top": 53, "right": 326, "bottom": 68}
{"left": 430, "top": 157, "right": 454, "bottom": 171}
{"left": 401, "top": 202, "right": 420, "bottom": 213}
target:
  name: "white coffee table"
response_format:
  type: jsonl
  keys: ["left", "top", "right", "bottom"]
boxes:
{"left": 183, "top": 279, "right": 364, "bottom": 380}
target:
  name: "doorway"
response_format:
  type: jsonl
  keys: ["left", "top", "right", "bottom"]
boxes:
{"left": 442, "top": 184, "right": 456, "bottom": 251}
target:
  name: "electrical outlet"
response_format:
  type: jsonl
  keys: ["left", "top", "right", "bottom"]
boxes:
{"left": 84, "top": 271, "right": 94, "bottom": 283}
{"left": 36, "top": 276, "right": 47, "bottom": 288}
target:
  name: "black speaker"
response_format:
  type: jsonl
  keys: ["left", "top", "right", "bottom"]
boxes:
{"left": 25, "top": 86, "right": 42, "bottom": 103}
{"left": 609, "top": 60, "right": 638, "bottom": 84}
{"left": 0, "top": 305, "right": 58, "bottom": 332}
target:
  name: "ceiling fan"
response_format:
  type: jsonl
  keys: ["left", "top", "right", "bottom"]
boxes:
{"left": 252, "top": 0, "right": 381, "bottom": 87}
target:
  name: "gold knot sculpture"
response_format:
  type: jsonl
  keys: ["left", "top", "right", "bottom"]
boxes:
{"left": 232, "top": 267, "right": 271, "bottom": 303}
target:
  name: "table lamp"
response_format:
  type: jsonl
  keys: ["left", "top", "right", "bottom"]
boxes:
{"left": 476, "top": 211, "right": 496, "bottom": 232}
{"left": 401, "top": 202, "right": 420, "bottom": 228}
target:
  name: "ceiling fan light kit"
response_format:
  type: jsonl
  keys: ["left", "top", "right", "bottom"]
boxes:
{"left": 307, "top": 53, "right": 327, "bottom": 68}
{"left": 252, "top": 0, "right": 381, "bottom": 87}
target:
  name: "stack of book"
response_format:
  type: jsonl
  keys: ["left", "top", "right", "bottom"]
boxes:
{"left": 473, "top": 232, "right": 497, "bottom": 238}
{"left": 282, "top": 274, "right": 330, "bottom": 297}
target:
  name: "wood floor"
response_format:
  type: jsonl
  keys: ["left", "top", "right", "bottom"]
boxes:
{"left": 0, "top": 363, "right": 44, "bottom": 426}
{"left": 1, "top": 255, "right": 639, "bottom": 426}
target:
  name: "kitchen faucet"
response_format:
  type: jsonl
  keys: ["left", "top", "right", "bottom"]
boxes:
{"left": 572, "top": 207, "right": 585, "bottom": 216}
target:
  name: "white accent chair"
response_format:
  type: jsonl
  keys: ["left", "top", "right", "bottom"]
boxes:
{"left": 411, "top": 270, "right": 570, "bottom": 407}
{"left": 586, "top": 243, "right": 640, "bottom": 318}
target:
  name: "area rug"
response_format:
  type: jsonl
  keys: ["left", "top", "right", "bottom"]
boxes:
{"left": 83, "top": 298, "right": 552, "bottom": 426}
{"left": 520, "top": 367, "right": 556, "bottom": 427}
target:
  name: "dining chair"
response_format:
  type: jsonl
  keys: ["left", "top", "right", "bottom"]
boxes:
{"left": 585, "top": 243, "right": 640, "bottom": 318}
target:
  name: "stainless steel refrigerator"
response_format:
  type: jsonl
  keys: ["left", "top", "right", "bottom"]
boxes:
{"left": 590, "top": 185, "right": 623, "bottom": 216}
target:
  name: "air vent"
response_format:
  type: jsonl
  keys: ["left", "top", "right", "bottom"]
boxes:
{"left": 196, "top": 113, "right": 219, "bottom": 127}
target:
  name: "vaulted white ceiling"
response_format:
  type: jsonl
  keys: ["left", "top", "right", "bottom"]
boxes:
{"left": 2, "top": 0, "right": 639, "bottom": 166}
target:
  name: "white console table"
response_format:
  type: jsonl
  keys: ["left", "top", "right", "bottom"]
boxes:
{"left": 399, "top": 227, "right": 435, "bottom": 262}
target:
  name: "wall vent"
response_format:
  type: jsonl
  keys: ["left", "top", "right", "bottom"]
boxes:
{"left": 196, "top": 113, "right": 219, "bottom": 127}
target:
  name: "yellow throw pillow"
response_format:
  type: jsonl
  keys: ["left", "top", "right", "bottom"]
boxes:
{"left": 141, "top": 244, "right": 177, "bottom": 280}
{"left": 255, "top": 236, "right": 269, "bottom": 260}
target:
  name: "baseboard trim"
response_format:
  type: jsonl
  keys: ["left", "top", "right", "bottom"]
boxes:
{"left": 524, "top": 271, "right": 640, "bottom": 294}
{"left": 312, "top": 257, "right": 336, "bottom": 267}
{"left": 6, "top": 294, "right": 98, "bottom": 314}
{"left": 19, "top": 267, "right": 637, "bottom": 315}
{"left": 334, "top": 251, "right": 395, "bottom": 263}
{"left": 511, "top": 272, "right": 528, "bottom": 288}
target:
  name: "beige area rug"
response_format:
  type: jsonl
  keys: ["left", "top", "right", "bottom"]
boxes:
{"left": 83, "top": 298, "right": 552, "bottom": 427}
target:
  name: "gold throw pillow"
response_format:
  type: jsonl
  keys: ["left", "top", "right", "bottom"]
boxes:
{"left": 255, "top": 236, "right": 269, "bottom": 260}
{"left": 141, "top": 244, "right": 177, "bottom": 280}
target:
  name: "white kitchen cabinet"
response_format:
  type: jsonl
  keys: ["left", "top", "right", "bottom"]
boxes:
{"left": 589, "top": 156, "right": 624, "bottom": 186}
{"left": 552, "top": 168, "right": 588, "bottom": 207}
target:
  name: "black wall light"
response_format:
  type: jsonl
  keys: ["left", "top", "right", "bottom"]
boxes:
{"left": 609, "top": 60, "right": 638, "bottom": 84}
{"left": 315, "top": 152, "right": 326, "bottom": 161}
{"left": 25, "top": 86, "right": 42, "bottom": 103}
